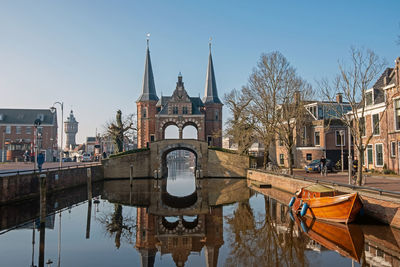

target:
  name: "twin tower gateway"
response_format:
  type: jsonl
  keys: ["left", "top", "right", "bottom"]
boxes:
{"left": 136, "top": 41, "right": 223, "bottom": 148}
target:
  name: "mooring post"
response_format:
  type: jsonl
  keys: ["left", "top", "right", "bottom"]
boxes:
{"left": 86, "top": 168, "right": 92, "bottom": 239}
{"left": 86, "top": 200, "right": 92, "bottom": 239}
{"left": 130, "top": 164, "right": 133, "bottom": 187}
{"left": 87, "top": 168, "right": 92, "bottom": 200}
{"left": 39, "top": 174, "right": 47, "bottom": 267}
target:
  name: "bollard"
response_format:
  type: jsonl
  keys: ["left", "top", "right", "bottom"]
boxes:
{"left": 130, "top": 164, "right": 133, "bottom": 187}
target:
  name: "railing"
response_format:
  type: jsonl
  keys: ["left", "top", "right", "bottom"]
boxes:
{"left": 0, "top": 162, "right": 102, "bottom": 177}
{"left": 248, "top": 167, "right": 400, "bottom": 199}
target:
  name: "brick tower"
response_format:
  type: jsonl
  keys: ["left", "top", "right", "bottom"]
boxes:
{"left": 203, "top": 43, "right": 223, "bottom": 147}
{"left": 136, "top": 39, "right": 159, "bottom": 148}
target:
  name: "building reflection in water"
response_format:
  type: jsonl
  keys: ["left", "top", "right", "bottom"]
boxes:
{"left": 5, "top": 156, "right": 400, "bottom": 266}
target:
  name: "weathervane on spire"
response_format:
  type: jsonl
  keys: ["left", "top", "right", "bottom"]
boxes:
{"left": 209, "top": 37, "right": 212, "bottom": 51}
{"left": 146, "top": 33, "right": 150, "bottom": 47}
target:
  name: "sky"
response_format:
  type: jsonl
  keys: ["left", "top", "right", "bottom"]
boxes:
{"left": 0, "top": 0, "right": 399, "bottom": 144}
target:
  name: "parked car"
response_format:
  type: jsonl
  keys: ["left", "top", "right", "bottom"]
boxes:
{"left": 304, "top": 159, "right": 335, "bottom": 173}
{"left": 81, "top": 153, "right": 92, "bottom": 162}
{"left": 62, "top": 157, "right": 72, "bottom": 162}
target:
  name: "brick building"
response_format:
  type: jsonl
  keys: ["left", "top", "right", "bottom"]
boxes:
{"left": 0, "top": 109, "right": 57, "bottom": 162}
{"left": 275, "top": 94, "right": 352, "bottom": 169}
{"left": 136, "top": 41, "right": 223, "bottom": 148}
{"left": 355, "top": 57, "right": 400, "bottom": 173}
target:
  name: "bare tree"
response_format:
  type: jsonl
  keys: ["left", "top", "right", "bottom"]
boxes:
{"left": 224, "top": 88, "right": 255, "bottom": 155}
{"left": 245, "top": 52, "right": 312, "bottom": 174}
{"left": 246, "top": 52, "right": 303, "bottom": 169}
{"left": 320, "top": 47, "right": 386, "bottom": 185}
{"left": 103, "top": 110, "right": 137, "bottom": 153}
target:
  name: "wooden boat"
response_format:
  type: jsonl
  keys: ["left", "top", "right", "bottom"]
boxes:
{"left": 293, "top": 214, "right": 364, "bottom": 262}
{"left": 290, "top": 184, "right": 363, "bottom": 224}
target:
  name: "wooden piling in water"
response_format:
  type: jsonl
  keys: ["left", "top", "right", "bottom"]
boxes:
{"left": 39, "top": 174, "right": 46, "bottom": 267}
{"left": 86, "top": 168, "right": 92, "bottom": 239}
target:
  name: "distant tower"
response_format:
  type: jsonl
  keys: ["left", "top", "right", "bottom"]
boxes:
{"left": 203, "top": 42, "right": 223, "bottom": 147}
{"left": 64, "top": 110, "right": 78, "bottom": 150}
{"left": 136, "top": 37, "right": 159, "bottom": 148}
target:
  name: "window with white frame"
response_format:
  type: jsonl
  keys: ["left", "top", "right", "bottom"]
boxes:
{"left": 367, "top": 145, "right": 373, "bottom": 165}
{"left": 314, "top": 131, "right": 320, "bottom": 146}
{"left": 375, "top": 144, "right": 383, "bottom": 167}
{"left": 5, "top": 126, "right": 11, "bottom": 134}
{"left": 335, "top": 131, "right": 345, "bottom": 146}
{"left": 26, "top": 126, "right": 32, "bottom": 135}
{"left": 16, "top": 126, "right": 21, "bottom": 134}
{"left": 391, "top": 141, "right": 396, "bottom": 158}
{"left": 372, "top": 114, "right": 380, "bottom": 135}
{"left": 279, "top": 154, "right": 284, "bottom": 165}
{"left": 359, "top": 117, "right": 366, "bottom": 137}
{"left": 366, "top": 91, "right": 373, "bottom": 105}
{"left": 395, "top": 99, "right": 400, "bottom": 130}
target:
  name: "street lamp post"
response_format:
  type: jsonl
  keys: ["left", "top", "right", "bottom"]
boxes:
{"left": 50, "top": 102, "right": 63, "bottom": 168}
{"left": 340, "top": 130, "right": 345, "bottom": 173}
{"left": 2, "top": 130, "right": 5, "bottom": 162}
{"left": 34, "top": 119, "right": 41, "bottom": 172}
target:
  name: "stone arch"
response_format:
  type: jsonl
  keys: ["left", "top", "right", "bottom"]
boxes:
{"left": 182, "top": 121, "right": 199, "bottom": 139}
{"left": 159, "top": 143, "right": 201, "bottom": 178}
{"left": 161, "top": 120, "right": 180, "bottom": 139}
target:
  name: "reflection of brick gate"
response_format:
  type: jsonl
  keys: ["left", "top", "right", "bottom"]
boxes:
{"left": 150, "top": 139, "right": 208, "bottom": 178}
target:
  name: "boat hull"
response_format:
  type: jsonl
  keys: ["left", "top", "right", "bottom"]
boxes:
{"left": 292, "top": 192, "right": 363, "bottom": 224}
{"left": 294, "top": 215, "right": 364, "bottom": 262}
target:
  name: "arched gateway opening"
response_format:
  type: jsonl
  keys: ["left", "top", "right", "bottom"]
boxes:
{"left": 163, "top": 147, "right": 197, "bottom": 197}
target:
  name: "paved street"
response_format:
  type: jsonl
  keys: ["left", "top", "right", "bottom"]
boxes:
{"left": 293, "top": 169, "right": 400, "bottom": 193}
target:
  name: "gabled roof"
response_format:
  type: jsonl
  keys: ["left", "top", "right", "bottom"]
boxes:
{"left": 373, "top": 68, "right": 394, "bottom": 89}
{"left": 137, "top": 44, "right": 159, "bottom": 102}
{"left": 0, "top": 109, "right": 56, "bottom": 125}
{"left": 203, "top": 46, "right": 221, "bottom": 104}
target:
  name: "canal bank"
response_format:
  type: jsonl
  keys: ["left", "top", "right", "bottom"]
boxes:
{"left": 0, "top": 163, "right": 103, "bottom": 205}
{"left": 247, "top": 169, "right": 400, "bottom": 228}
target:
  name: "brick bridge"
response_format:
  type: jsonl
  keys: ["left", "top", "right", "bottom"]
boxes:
{"left": 103, "top": 139, "right": 251, "bottom": 179}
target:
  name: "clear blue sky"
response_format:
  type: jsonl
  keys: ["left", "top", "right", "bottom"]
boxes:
{"left": 0, "top": 0, "right": 399, "bottom": 143}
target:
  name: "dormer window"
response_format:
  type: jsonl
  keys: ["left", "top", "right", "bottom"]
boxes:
{"left": 365, "top": 92, "right": 373, "bottom": 106}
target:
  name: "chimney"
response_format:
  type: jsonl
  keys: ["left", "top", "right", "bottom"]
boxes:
{"left": 396, "top": 57, "right": 400, "bottom": 87}
{"left": 336, "top": 93, "right": 343, "bottom": 103}
{"left": 294, "top": 91, "right": 301, "bottom": 104}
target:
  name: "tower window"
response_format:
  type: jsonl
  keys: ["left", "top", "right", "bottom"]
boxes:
{"left": 143, "top": 107, "right": 147, "bottom": 118}
{"left": 215, "top": 110, "right": 219, "bottom": 120}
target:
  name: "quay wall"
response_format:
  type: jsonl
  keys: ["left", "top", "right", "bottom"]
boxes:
{"left": 247, "top": 169, "right": 400, "bottom": 228}
{"left": 206, "top": 150, "right": 250, "bottom": 178}
{"left": 0, "top": 165, "right": 103, "bottom": 205}
{"left": 103, "top": 150, "right": 151, "bottom": 178}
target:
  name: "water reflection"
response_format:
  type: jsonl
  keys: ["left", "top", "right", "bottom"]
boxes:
{"left": 166, "top": 150, "right": 196, "bottom": 197}
{"left": 3, "top": 171, "right": 400, "bottom": 266}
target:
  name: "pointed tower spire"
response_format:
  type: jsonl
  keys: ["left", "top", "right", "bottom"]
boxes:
{"left": 203, "top": 39, "right": 221, "bottom": 104}
{"left": 137, "top": 34, "right": 159, "bottom": 102}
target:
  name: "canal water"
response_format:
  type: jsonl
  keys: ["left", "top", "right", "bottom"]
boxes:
{"left": 0, "top": 157, "right": 399, "bottom": 266}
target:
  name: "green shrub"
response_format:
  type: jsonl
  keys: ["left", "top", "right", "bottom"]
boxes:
{"left": 109, "top": 148, "right": 149, "bottom": 158}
